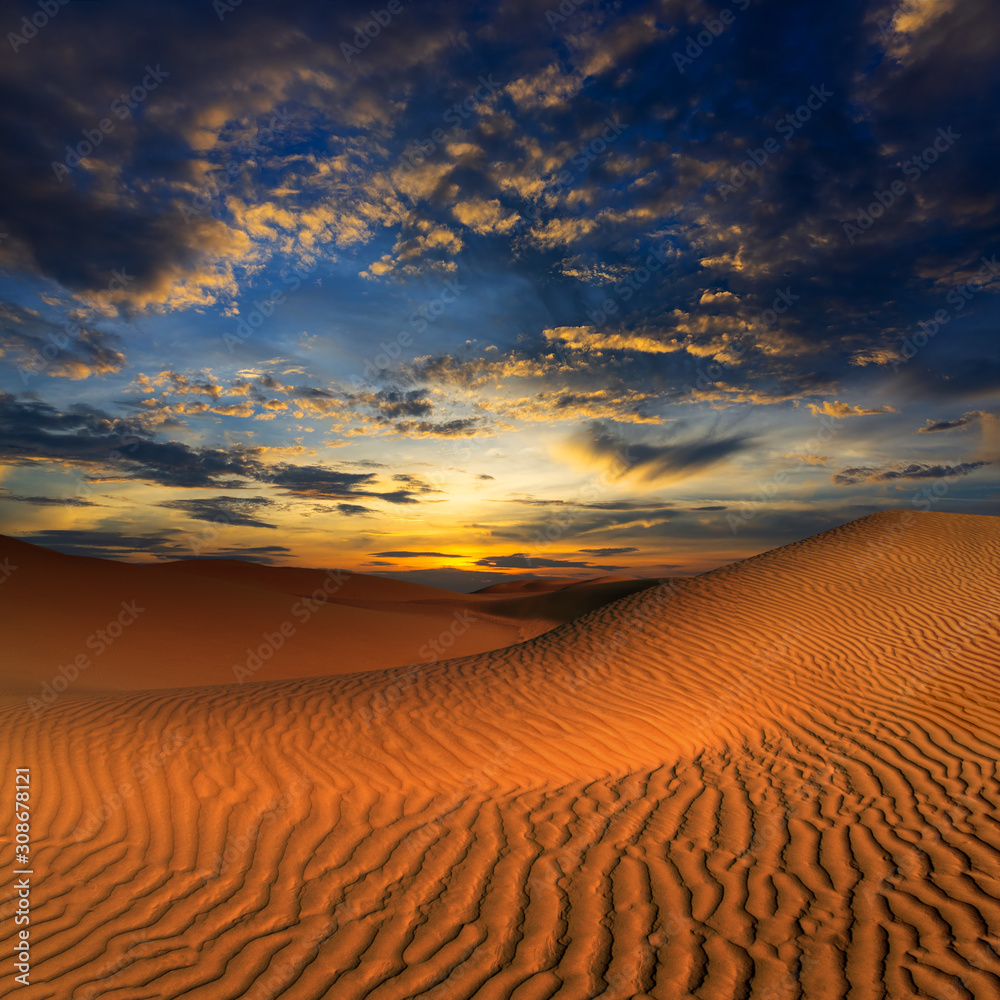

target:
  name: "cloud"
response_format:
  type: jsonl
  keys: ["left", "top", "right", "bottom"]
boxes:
{"left": 158, "top": 495, "right": 278, "bottom": 529}
{"left": 367, "top": 389, "right": 433, "bottom": 419}
{"left": 360, "top": 223, "right": 463, "bottom": 279}
{"left": 543, "top": 326, "right": 680, "bottom": 355}
{"left": 492, "top": 388, "right": 660, "bottom": 425}
{"left": 264, "top": 464, "right": 390, "bottom": 501}
{"left": 807, "top": 401, "right": 897, "bottom": 418}
{"left": 917, "top": 410, "right": 991, "bottom": 433}
{"left": 0, "top": 391, "right": 261, "bottom": 488}
{"left": 370, "top": 566, "right": 519, "bottom": 593}
{"left": 372, "top": 550, "right": 462, "bottom": 558}
{"left": 875, "top": 0, "right": 961, "bottom": 65}
{"left": 0, "top": 489, "right": 101, "bottom": 507}
{"left": 1, "top": 0, "right": 998, "bottom": 562}
{"left": 562, "top": 421, "right": 752, "bottom": 486}
{"left": 0, "top": 301, "right": 126, "bottom": 380}
{"left": 18, "top": 525, "right": 291, "bottom": 564}
{"left": 503, "top": 496, "right": 675, "bottom": 512}
{"left": 337, "top": 503, "right": 376, "bottom": 516}
{"left": 184, "top": 545, "right": 292, "bottom": 564}
{"left": 580, "top": 547, "right": 638, "bottom": 556}
{"left": 475, "top": 554, "right": 619, "bottom": 569}
{"left": 137, "top": 370, "right": 223, "bottom": 398}
{"left": 506, "top": 63, "right": 584, "bottom": 112}
{"left": 392, "top": 418, "right": 485, "bottom": 437}
{"left": 849, "top": 348, "right": 904, "bottom": 367}
{"left": 452, "top": 198, "right": 519, "bottom": 235}
{"left": 15, "top": 529, "right": 184, "bottom": 560}
{"left": 528, "top": 217, "right": 598, "bottom": 250}
{"left": 833, "top": 461, "right": 990, "bottom": 485}
{"left": 0, "top": 393, "right": 436, "bottom": 505}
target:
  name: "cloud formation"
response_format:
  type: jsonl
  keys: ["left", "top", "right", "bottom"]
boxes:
{"left": 834, "top": 461, "right": 990, "bottom": 485}
{"left": 562, "top": 421, "right": 752, "bottom": 486}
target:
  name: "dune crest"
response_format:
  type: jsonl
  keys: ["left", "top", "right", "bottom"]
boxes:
{"left": 1, "top": 511, "right": 999, "bottom": 998}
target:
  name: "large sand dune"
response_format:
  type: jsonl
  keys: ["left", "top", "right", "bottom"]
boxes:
{"left": 1, "top": 510, "right": 999, "bottom": 998}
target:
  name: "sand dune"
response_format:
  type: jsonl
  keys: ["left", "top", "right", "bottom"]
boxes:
{"left": 1, "top": 511, "right": 999, "bottom": 998}
{"left": 0, "top": 537, "right": 658, "bottom": 695}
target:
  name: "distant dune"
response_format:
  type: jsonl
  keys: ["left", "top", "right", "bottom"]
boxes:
{"left": 1, "top": 511, "right": 998, "bottom": 998}
{"left": 0, "top": 536, "right": 659, "bottom": 694}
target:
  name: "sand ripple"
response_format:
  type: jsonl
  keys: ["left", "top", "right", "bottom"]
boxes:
{"left": 1, "top": 511, "right": 998, "bottom": 998}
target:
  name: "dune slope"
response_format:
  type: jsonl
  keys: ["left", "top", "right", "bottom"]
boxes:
{"left": 1, "top": 510, "right": 998, "bottom": 998}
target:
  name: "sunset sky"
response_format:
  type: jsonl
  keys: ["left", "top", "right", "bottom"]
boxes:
{"left": 0, "top": 0, "right": 997, "bottom": 588}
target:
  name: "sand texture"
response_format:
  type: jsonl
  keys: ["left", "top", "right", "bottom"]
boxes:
{"left": 1, "top": 510, "right": 999, "bottom": 998}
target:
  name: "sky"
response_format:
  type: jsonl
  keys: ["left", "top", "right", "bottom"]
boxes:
{"left": 0, "top": 0, "right": 997, "bottom": 589}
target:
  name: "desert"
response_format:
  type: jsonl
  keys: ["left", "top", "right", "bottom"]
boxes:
{"left": 2, "top": 1, "right": 999, "bottom": 995}
{"left": 2, "top": 510, "right": 999, "bottom": 998}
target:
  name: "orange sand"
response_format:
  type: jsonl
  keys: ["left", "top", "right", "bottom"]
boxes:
{"left": 1, "top": 511, "right": 998, "bottom": 998}
{"left": 0, "top": 536, "right": 658, "bottom": 694}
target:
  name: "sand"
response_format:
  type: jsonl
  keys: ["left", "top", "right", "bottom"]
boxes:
{"left": 0, "top": 537, "right": 659, "bottom": 694}
{"left": 1, "top": 510, "right": 998, "bottom": 998}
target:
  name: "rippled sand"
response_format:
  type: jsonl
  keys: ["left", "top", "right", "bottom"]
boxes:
{"left": 1, "top": 510, "right": 998, "bottom": 999}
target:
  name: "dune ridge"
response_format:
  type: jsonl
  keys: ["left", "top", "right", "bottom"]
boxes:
{"left": 1, "top": 510, "right": 999, "bottom": 998}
